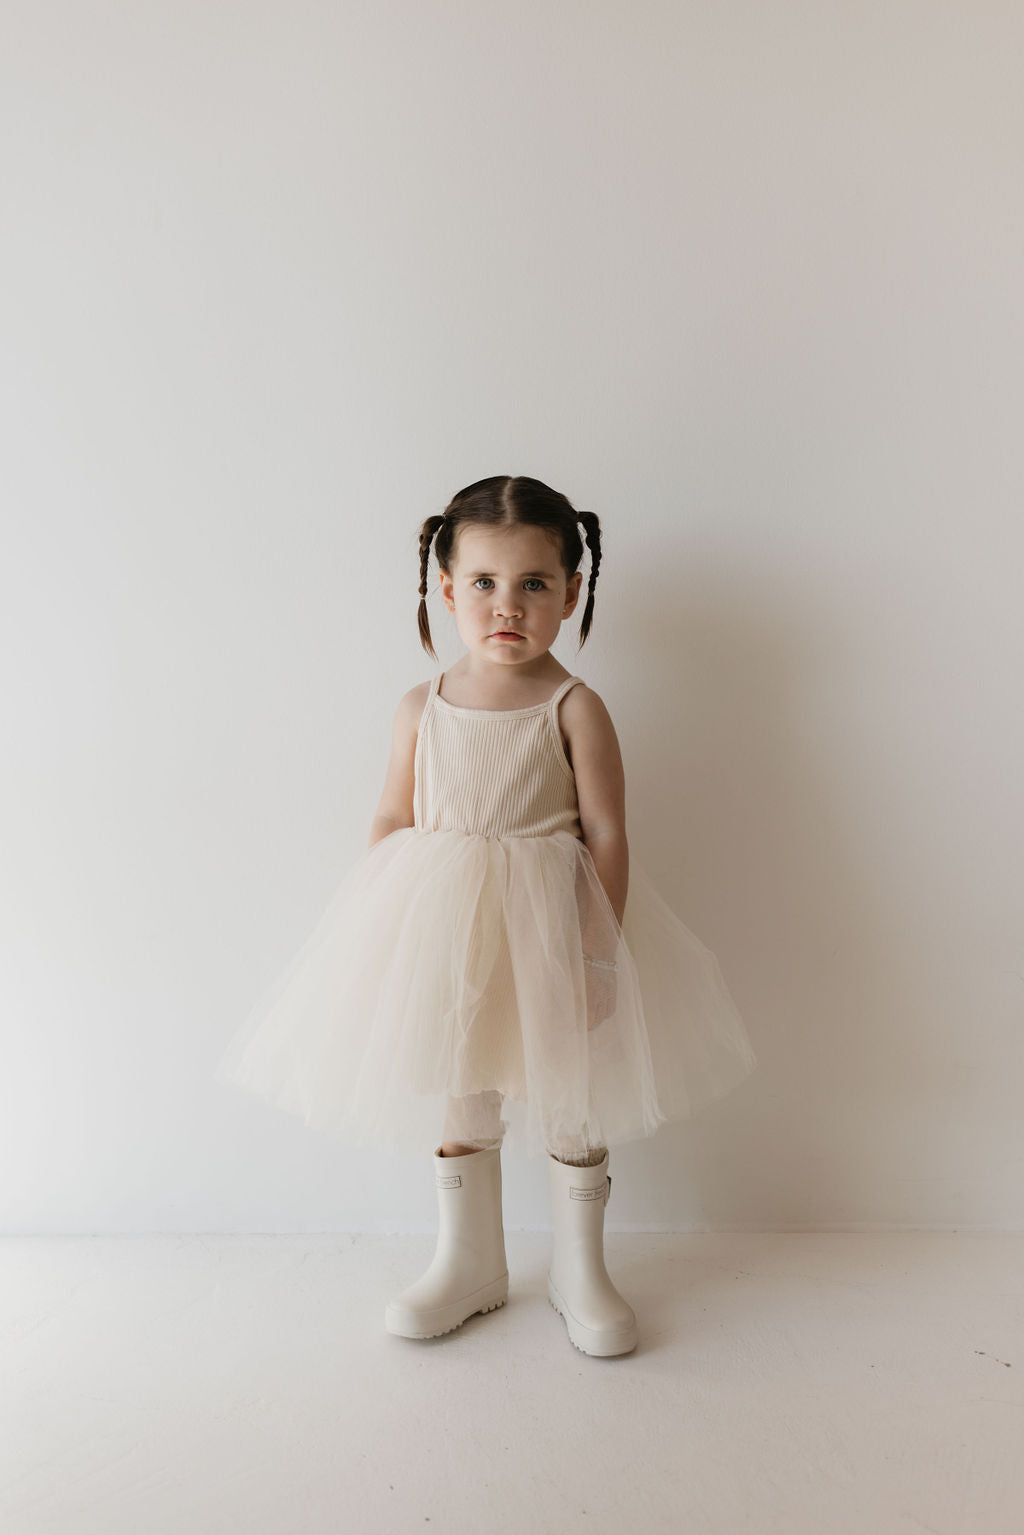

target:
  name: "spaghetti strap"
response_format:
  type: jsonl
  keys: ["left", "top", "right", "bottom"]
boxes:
{"left": 547, "top": 675, "right": 584, "bottom": 719}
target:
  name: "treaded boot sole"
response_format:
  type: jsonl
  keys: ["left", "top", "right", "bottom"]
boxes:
{"left": 385, "top": 1273, "right": 509, "bottom": 1339}
{"left": 547, "top": 1275, "right": 638, "bottom": 1357}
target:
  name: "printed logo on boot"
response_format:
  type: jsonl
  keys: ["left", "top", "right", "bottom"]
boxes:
{"left": 436, "top": 1174, "right": 463, "bottom": 1188}
{"left": 570, "top": 1182, "right": 607, "bottom": 1201}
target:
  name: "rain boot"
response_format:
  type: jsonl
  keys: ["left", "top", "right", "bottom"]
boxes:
{"left": 546, "top": 1149, "right": 638, "bottom": 1356}
{"left": 385, "top": 1143, "right": 509, "bottom": 1339}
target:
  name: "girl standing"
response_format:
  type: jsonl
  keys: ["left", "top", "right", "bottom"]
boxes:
{"left": 217, "top": 475, "right": 757, "bottom": 1356}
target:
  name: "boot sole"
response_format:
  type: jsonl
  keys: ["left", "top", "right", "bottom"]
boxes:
{"left": 547, "top": 1276, "right": 638, "bottom": 1357}
{"left": 385, "top": 1273, "right": 509, "bottom": 1340}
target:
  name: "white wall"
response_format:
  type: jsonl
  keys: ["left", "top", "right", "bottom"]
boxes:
{"left": 2, "top": 1, "right": 1021, "bottom": 1234}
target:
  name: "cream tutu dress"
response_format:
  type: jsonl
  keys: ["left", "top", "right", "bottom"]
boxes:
{"left": 215, "top": 672, "right": 757, "bottom": 1158}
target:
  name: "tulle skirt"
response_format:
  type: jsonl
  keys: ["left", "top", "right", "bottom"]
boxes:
{"left": 214, "top": 827, "right": 757, "bottom": 1159}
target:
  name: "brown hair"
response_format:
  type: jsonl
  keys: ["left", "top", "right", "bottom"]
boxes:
{"left": 417, "top": 475, "right": 602, "bottom": 661}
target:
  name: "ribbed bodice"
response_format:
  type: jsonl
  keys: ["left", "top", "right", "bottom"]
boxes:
{"left": 413, "top": 671, "right": 585, "bottom": 839}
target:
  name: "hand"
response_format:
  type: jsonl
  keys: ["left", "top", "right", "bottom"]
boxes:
{"left": 583, "top": 953, "right": 618, "bottom": 1032}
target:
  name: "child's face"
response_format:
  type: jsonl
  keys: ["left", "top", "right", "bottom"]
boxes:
{"left": 439, "top": 523, "right": 583, "bottom": 667}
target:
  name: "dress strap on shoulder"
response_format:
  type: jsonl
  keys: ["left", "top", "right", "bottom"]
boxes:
{"left": 548, "top": 675, "right": 584, "bottom": 714}
{"left": 429, "top": 671, "right": 443, "bottom": 700}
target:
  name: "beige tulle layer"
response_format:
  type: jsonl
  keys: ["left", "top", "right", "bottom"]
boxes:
{"left": 215, "top": 828, "right": 757, "bottom": 1159}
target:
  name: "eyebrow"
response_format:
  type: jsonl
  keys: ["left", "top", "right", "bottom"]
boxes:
{"left": 464, "top": 570, "right": 558, "bottom": 580}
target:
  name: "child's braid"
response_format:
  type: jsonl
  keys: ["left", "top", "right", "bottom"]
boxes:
{"left": 417, "top": 515, "right": 445, "bottom": 660}
{"left": 576, "top": 510, "right": 602, "bottom": 650}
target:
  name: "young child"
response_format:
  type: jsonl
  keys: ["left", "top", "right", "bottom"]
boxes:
{"left": 216, "top": 474, "right": 757, "bottom": 1357}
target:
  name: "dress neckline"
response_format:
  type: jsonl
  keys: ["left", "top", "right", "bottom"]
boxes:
{"left": 434, "top": 671, "right": 577, "bottom": 717}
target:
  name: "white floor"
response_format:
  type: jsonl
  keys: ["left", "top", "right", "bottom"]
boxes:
{"left": 2, "top": 1232, "right": 1022, "bottom": 1534}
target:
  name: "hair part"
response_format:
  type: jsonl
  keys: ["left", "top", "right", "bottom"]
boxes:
{"left": 416, "top": 475, "right": 603, "bottom": 661}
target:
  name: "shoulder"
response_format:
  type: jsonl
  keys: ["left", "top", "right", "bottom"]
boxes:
{"left": 387, "top": 679, "right": 433, "bottom": 741}
{"left": 558, "top": 680, "right": 616, "bottom": 731}
{"left": 404, "top": 677, "right": 433, "bottom": 711}
{"left": 556, "top": 681, "right": 621, "bottom": 758}
{"left": 404, "top": 678, "right": 433, "bottom": 726}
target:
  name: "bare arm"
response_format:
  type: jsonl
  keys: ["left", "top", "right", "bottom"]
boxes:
{"left": 559, "top": 685, "right": 629, "bottom": 927}
{"left": 368, "top": 684, "right": 426, "bottom": 848}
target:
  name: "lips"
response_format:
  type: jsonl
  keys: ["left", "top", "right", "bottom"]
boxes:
{"left": 492, "top": 630, "right": 524, "bottom": 638}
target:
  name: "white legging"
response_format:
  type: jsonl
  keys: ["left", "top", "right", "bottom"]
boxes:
{"left": 442, "top": 1089, "right": 607, "bottom": 1166}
